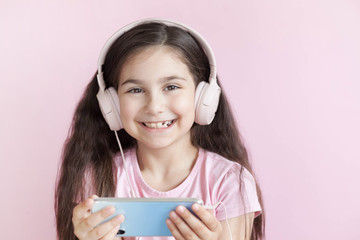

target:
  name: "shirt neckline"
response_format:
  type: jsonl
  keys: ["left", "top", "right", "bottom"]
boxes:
{"left": 129, "top": 147, "right": 204, "bottom": 197}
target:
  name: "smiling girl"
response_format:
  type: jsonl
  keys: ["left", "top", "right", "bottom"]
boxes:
{"left": 55, "top": 19, "right": 265, "bottom": 240}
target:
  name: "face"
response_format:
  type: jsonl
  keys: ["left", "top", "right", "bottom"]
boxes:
{"left": 117, "top": 46, "right": 196, "bottom": 150}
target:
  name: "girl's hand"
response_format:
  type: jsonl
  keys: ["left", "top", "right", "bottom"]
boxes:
{"left": 72, "top": 195, "right": 125, "bottom": 240}
{"left": 166, "top": 203, "right": 222, "bottom": 240}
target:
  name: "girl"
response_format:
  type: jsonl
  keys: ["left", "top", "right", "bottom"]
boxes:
{"left": 55, "top": 19, "right": 265, "bottom": 240}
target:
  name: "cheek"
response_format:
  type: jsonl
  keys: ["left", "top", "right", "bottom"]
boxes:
{"left": 173, "top": 93, "right": 196, "bottom": 117}
{"left": 119, "top": 97, "right": 136, "bottom": 122}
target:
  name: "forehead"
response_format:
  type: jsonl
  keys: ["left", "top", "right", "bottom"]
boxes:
{"left": 126, "top": 45, "right": 185, "bottom": 63}
{"left": 119, "top": 46, "right": 191, "bottom": 78}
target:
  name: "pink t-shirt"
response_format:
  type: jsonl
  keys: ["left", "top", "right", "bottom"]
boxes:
{"left": 114, "top": 147, "right": 261, "bottom": 240}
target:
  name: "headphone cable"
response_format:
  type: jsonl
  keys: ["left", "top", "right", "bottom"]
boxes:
{"left": 114, "top": 131, "right": 136, "bottom": 198}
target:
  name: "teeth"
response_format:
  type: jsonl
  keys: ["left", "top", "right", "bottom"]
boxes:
{"left": 144, "top": 120, "right": 173, "bottom": 128}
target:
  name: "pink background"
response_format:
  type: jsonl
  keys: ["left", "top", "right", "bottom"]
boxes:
{"left": 1, "top": 0, "right": 359, "bottom": 239}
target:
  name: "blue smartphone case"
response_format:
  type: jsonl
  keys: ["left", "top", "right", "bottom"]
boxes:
{"left": 92, "top": 197, "right": 203, "bottom": 237}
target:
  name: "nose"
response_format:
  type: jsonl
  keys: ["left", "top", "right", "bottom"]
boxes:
{"left": 144, "top": 92, "right": 165, "bottom": 115}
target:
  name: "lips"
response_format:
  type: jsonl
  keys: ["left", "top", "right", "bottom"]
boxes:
{"left": 142, "top": 120, "right": 174, "bottom": 129}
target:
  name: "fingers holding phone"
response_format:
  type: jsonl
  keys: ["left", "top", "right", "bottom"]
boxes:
{"left": 72, "top": 195, "right": 125, "bottom": 240}
{"left": 166, "top": 204, "right": 222, "bottom": 240}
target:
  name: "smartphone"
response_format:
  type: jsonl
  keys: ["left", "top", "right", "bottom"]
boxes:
{"left": 91, "top": 197, "right": 203, "bottom": 237}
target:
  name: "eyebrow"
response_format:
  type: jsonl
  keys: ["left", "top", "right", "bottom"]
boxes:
{"left": 120, "top": 75, "right": 186, "bottom": 86}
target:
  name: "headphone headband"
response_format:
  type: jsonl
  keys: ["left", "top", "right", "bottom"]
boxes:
{"left": 97, "top": 18, "right": 218, "bottom": 90}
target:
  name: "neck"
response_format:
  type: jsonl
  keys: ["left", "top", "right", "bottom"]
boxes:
{"left": 136, "top": 136, "right": 198, "bottom": 178}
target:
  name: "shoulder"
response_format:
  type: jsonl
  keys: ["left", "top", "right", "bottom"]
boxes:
{"left": 199, "top": 149, "right": 261, "bottom": 219}
{"left": 198, "top": 148, "right": 256, "bottom": 192}
{"left": 199, "top": 149, "right": 244, "bottom": 179}
{"left": 201, "top": 149, "right": 257, "bottom": 193}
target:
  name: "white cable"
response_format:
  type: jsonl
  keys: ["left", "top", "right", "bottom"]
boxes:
{"left": 204, "top": 202, "right": 232, "bottom": 240}
{"left": 114, "top": 131, "right": 139, "bottom": 240}
{"left": 114, "top": 131, "right": 136, "bottom": 198}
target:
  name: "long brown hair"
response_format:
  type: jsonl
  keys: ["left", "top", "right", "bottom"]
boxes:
{"left": 55, "top": 22, "right": 265, "bottom": 240}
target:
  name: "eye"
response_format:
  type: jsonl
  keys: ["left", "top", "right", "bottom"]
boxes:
{"left": 164, "top": 85, "right": 179, "bottom": 91}
{"left": 128, "top": 88, "right": 143, "bottom": 93}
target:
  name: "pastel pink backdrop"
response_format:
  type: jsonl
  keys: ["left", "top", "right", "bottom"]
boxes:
{"left": 0, "top": 0, "right": 359, "bottom": 239}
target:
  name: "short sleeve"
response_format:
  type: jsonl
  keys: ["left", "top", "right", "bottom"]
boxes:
{"left": 215, "top": 164, "right": 262, "bottom": 221}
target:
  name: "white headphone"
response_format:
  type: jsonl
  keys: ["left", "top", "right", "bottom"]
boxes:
{"left": 96, "top": 18, "right": 221, "bottom": 131}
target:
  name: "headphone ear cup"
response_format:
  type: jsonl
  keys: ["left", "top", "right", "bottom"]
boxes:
{"left": 194, "top": 81, "right": 221, "bottom": 125}
{"left": 96, "top": 87, "right": 123, "bottom": 131}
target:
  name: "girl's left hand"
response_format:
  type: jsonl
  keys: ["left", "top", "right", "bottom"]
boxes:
{"left": 166, "top": 203, "right": 222, "bottom": 240}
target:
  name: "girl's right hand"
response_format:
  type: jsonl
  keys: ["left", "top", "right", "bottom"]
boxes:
{"left": 72, "top": 195, "right": 125, "bottom": 240}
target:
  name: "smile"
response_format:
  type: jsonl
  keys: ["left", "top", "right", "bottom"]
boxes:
{"left": 142, "top": 120, "right": 174, "bottom": 129}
